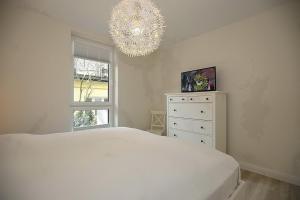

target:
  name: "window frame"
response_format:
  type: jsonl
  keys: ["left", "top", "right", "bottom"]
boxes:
{"left": 71, "top": 36, "right": 115, "bottom": 131}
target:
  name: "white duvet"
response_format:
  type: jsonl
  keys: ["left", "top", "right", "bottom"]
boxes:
{"left": 0, "top": 127, "right": 239, "bottom": 200}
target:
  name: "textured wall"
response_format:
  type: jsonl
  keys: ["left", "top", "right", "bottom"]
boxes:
{"left": 151, "top": 1, "right": 300, "bottom": 184}
{"left": 117, "top": 53, "right": 155, "bottom": 130}
{"left": 0, "top": 6, "right": 73, "bottom": 134}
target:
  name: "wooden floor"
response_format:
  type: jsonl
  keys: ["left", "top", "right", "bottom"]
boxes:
{"left": 241, "top": 170, "right": 300, "bottom": 200}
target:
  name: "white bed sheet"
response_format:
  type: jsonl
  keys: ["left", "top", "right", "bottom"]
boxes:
{"left": 0, "top": 127, "right": 239, "bottom": 200}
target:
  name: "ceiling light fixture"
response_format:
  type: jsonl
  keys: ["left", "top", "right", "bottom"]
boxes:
{"left": 109, "top": 0, "right": 165, "bottom": 57}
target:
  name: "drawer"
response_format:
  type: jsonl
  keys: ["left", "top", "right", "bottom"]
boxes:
{"left": 168, "top": 117, "right": 213, "bottom": 135}
{"left": 188, "top": 95, "right": 212, "bottom": 103}
{"left": 168, "top": 96, "right": 188, "bottom": 103}
{"left": 168, "top": 103, "right": 212, "bottom": 120}
{"left": 169, "top": 128, "right": 212, "bottom": 146}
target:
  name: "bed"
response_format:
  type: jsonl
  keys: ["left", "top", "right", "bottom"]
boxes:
{"left": 0, "top": 127, "right": 245, "bottom": 200}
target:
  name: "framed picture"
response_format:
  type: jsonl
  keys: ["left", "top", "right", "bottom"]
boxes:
{"left": 181, "top": 66, "right": 216, "bottom": 92}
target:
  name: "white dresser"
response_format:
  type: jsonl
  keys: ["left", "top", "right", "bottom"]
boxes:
{"left": 165, "top": 92, "right": 227, "bottom": 153}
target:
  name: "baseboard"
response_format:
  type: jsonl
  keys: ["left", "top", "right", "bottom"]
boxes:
{"left": 227, "top": 180, "right": 246, "bottom": 200}
{"left": 239, "top": 161, "right": 300, "bottom": 186}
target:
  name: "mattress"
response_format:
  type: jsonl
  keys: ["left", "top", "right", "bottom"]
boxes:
{"left": 0, "top": 127, "right": 239, "bottom": 200}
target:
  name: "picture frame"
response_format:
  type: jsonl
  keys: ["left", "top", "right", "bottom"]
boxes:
{"left": 181, "top": 66, "right": 216, "bottom": 92}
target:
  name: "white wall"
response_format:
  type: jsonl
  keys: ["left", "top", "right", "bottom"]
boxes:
{"left": 0, "top": 5, "right": 153, "bottom": 134}
{"left": 151, "top": 1, "right": 300, "bottom": 184}
{"left": 117, "top": 50, "right": 165, "bottom": 130}
{"left": 0, "top": 6, "right": 73, "bottom": 134}
{"left": 117, "top": 53, "right": 155, "bottom": 130}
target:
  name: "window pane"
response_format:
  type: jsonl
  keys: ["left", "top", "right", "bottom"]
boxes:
{"left": 73, "top": 57, "right": 109, "bottom": 102}
{"left": 73, "top": 109, "right": 109, "bottom": 129}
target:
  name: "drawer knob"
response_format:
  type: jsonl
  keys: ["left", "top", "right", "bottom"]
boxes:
{"left": 173, "top": 109, "right": 177, "bottom": 112}
{"left": 206, "top": 98, "right": 209, "bottom": 101}
{"left": 181, "top": 98, "right": 185, "bottom": 100}
{"left": 201, "top": 126, "right": 204, "bottom": 129}
{"left": 201, "top": 140, "right": 204, "bottom": 143}
{"left": 190, "top": 98, "right": 193, "bottom": 100}
{"left": 201, "top": 110, "right": 204, "bottom": 113}
{"left": 173, "top": 122, "right": 177, "bottom": 125}
{"left": 170, "top": 98, "right": 173, "bottom": 101}
{"left": 174, "top": 134, "right": 177, "bottom": 137}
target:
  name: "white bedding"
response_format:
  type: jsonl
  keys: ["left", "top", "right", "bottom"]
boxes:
{"left": 0, "top": 127, "right": 239, "bottom": 200}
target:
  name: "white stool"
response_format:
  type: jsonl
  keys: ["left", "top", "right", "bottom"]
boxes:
{"left": 147, "top": 110, "right": 166, "bottom": 136}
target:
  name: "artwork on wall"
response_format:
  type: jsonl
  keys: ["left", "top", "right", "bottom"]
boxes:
{"left": 181, "top": 66, "right": 216, "bottom": 92}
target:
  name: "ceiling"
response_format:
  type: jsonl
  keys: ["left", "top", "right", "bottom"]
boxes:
{"left": 10, "top": 0, "right": 287, "bottom": 45}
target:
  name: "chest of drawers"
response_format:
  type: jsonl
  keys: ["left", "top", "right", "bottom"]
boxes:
{"left": 165, "top": 92, "right": 227, "bottom": 153}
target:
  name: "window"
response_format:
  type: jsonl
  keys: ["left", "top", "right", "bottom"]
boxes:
{"left": 71, "top": 36, "right": 114, "bottom": 130}
{"left": 73, "top": 109, "right": 109, "bottom": 129}
{"left": 73, "top": 57, "right": 109, "bottom": 102}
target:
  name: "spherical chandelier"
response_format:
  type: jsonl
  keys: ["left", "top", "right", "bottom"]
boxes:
{"left": 109, "top": 0, "right": 165, "bottom": 57}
